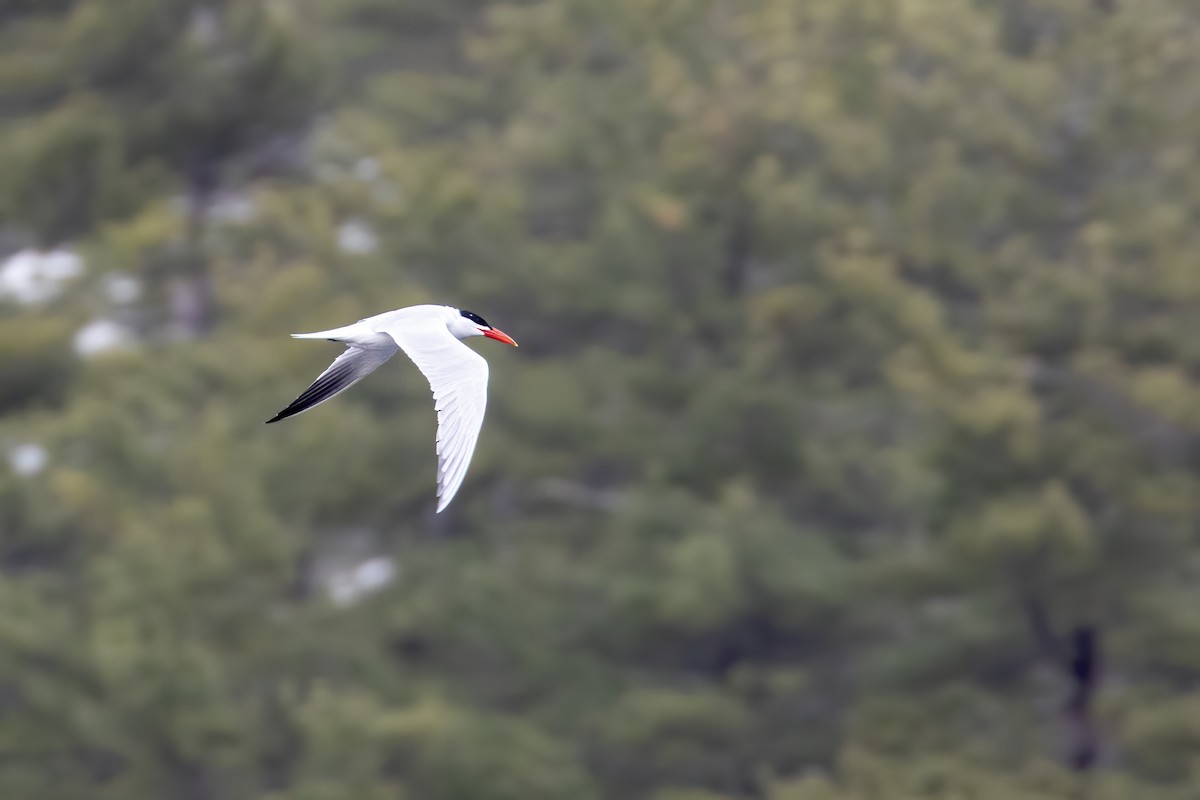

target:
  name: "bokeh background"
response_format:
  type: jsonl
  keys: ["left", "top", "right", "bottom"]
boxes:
{"left": 2, "top": 1, "right": 1200, "bottom": 798}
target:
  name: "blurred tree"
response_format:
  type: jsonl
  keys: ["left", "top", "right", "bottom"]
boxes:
{"left": 0, "top": 0, "right": 323, "bottom": 335}
{"left": 2, "top": 0, "right": 1200, "bottom": 798}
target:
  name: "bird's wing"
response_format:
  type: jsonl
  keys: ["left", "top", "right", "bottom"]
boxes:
{"left": 266, "top": 336, "right": 398, "bottom": 423}
{"left": 385, "top": 325, "right": 489, "bottom": 513}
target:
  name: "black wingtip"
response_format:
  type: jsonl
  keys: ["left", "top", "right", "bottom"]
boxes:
{"left": 266, "top": 403, "right": 308, "bottom": 424}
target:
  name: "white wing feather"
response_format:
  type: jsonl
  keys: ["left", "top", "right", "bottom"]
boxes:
{"left": 384, "top": 325, "right": 489, "bottom": 513}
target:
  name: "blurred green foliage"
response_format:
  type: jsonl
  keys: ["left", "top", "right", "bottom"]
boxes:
{"left": 2, "top": 0, "right": 1200, "bottom": 798}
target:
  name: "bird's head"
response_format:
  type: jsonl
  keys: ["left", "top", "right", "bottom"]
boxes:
{"left": 452, "top": 308, "right": 518, "bottom": 346}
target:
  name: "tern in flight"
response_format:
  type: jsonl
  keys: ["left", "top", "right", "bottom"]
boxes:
{"left": 267, "top": 305, "right": 518, "bottom": 512}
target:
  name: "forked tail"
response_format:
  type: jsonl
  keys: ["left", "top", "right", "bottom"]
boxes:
{"left": 290, "top": 324, "right": 363, "bottom": 341}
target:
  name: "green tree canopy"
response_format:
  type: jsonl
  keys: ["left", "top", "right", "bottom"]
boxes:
{"left": 3, "top": 1, "right": 1200, "bottom": 798}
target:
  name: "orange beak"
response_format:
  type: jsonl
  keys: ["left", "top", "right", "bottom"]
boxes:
{"left": 482, "top": 327, "right": 518, "bottom": 347}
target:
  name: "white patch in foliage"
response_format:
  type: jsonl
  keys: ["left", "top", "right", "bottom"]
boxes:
{"left": 337, "top": 220, "right": 378, "bottom": 255}
{"left": 74, "top": 319, "right": 133, "bottom": 357}
{"left": 326, "top": 557, "right": 397, "bottom": 607}
{"left": 188, "top": 7, "right": 221, "bottom": 45}
{"left": 9, "top": 443, "right": 48, "bottom": 476}
{"left": 103, "top": 273, "right": 142, "bottom": 304}
{"left": 0, "top": 249, "right": 83, "bottom": 304}
{"left": 355, "top": 158, "right": 381, "bottom": 182}
{"left": 210, "top": 191, "right": 256, "bottom": 223}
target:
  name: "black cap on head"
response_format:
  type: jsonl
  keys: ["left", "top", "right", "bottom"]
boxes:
{"left": 460, "top": 309, "right": 490, "bottom": 328}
